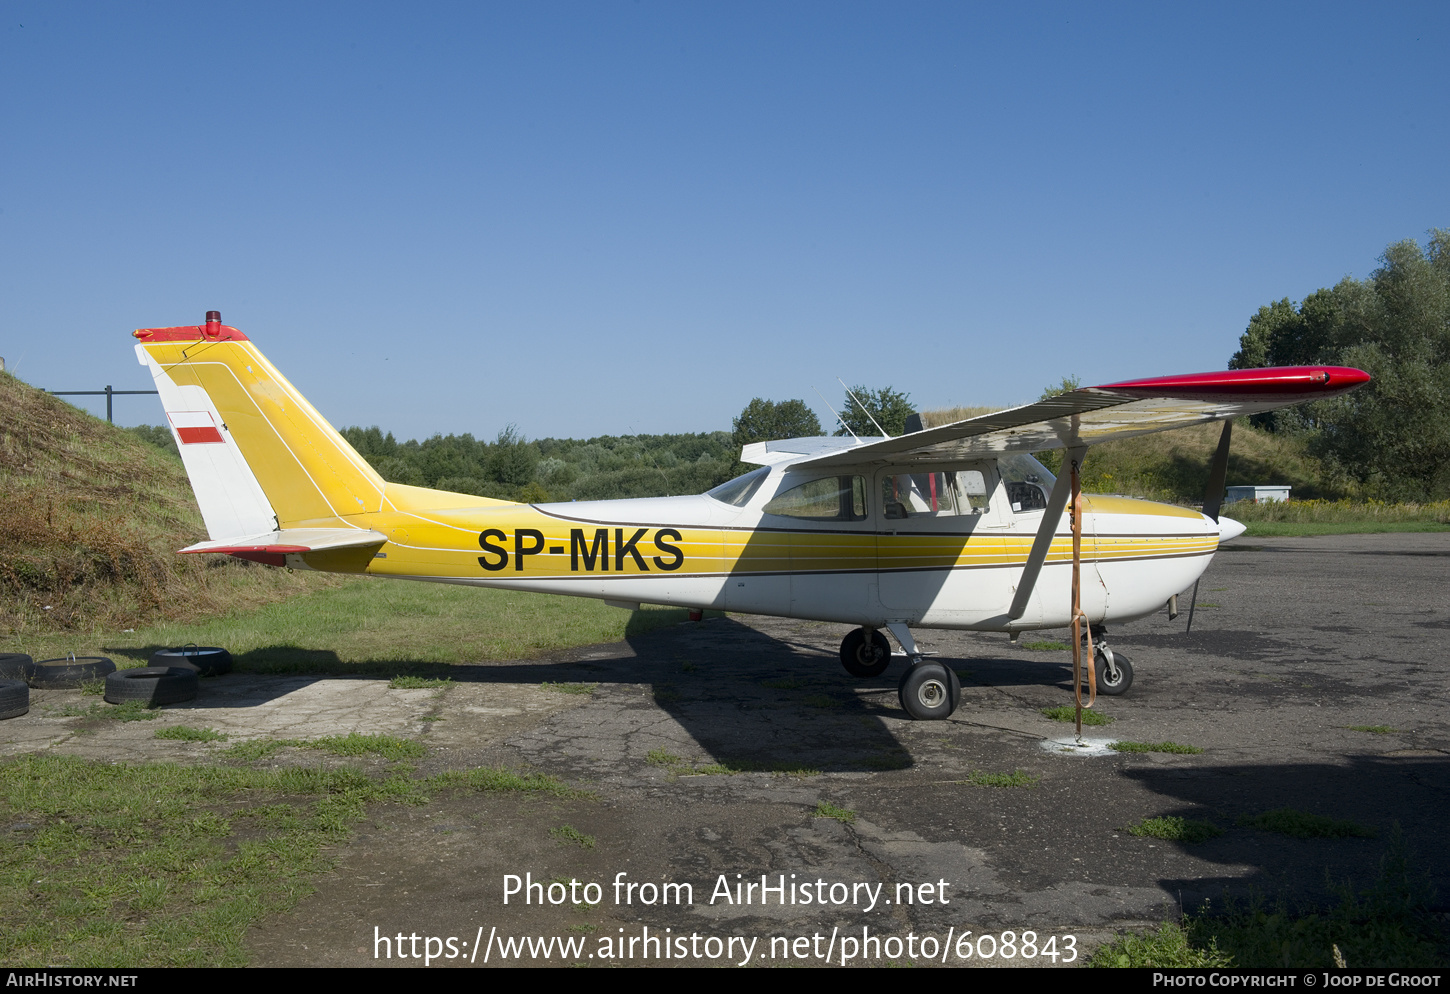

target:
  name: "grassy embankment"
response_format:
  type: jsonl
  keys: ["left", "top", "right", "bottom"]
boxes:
{"left": 925, "top": 409, "right": 1450, "bottom": 536}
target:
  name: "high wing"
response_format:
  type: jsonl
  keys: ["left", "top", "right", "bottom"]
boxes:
{"left": 791, "top": 366, "right": 1371, "bottom": 469}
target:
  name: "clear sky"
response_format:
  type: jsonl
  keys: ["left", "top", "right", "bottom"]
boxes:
{"left": 1, "top": 2, "right": 1445, "bottom": 440}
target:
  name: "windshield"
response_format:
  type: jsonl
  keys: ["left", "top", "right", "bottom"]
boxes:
{"left": 705, "top": 466, "right": 770, "bottom": 507}
{"left": 997, "top": 453, "right": 1056, "bottom": 489}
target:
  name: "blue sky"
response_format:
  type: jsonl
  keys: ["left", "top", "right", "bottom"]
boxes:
{"left": 2, "top": 2, "right": 1445, "bottom": 440}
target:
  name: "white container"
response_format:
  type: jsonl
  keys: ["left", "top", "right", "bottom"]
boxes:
{"left": 1224, "top": 485, "right": 1291, "bottom": 504}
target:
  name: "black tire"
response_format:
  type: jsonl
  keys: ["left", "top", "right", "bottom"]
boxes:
{"left": 0, "top": 679, "right": 28, "bottom": 720}
{"left": 0, "top": 654, "right": 35, "bottom": 682}
{"left": 1094, "top": 649, "right": 1133, "bottom": 696}
{"left": 31, "top": 656, "right": 116, "bottom": 689}
{"left": 104, "top": 667, "right": 198, "bottom": 706}
{"left": 897, "top": 662, "right": 961, "bottom": 720}
{"left": 149, "top": 646, "right": 232, "bottom": 677}
{"left": 840, "top": 628, "right": 891, "bottom": 678}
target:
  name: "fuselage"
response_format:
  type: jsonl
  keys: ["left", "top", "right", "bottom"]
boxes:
{"left": 296, "top": 454, "right": 1222, "bottom": 633}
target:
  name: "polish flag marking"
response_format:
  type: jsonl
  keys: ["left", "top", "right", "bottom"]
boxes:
{"left": 169, "top": 411, "right": 225, "bottom": 444}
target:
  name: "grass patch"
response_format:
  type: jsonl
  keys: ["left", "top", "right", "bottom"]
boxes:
{"left": 1348, "top": 725, "right": 1400, "bottom": 735}
{"left": 1091, "top": 831, "right": 1447, "bottom": 968}
{"left": 388, "top": 675, "right": 452, "bottom": 690}
{"left": 1041, "top": 705, "right": 1114, "bottom": 726}
{"left": 540, "top": 681, "right": 597, "bottom": 696}
{"left": 802, "top": 693, "right": 842, "bottom": 709}
{"left": 1231, "top": 499, "right": 1450, "bottom": 537}
{"left": 155, "top": 725, "right": 229, "bottom": 743}
{"left": 1110, "top": 741, "right": 1203, "bottom": 754}
{"left": 549, "top": 825, "right": 596, "bottom": 849}
{"left": 1238, "top": 808, "right": 1377, "bottom": 839}
{"left": 646, "top": 749, "right": 683, "bottom": 767}
{"left": 965, "top": 769, "right": 1039, "bottom": 787}
{"left": 49, "top": 700, "right": 161, "bottom": 722}
{"left": 814, "top": 801, "right": 856, "bottom": 824}
{"left": 305, "top": 734, "right": 424, "bottom": 761}
{"left": 0, "top": 752, "right": 581, "bottom": 966}
{"left": 1023, "top": 640, "right": 1071, "bottom": 651}
{"left": 1126, "top": 816, "right": 1224, "bottom": 844}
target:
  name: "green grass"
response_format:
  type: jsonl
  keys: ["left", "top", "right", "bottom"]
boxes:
{"left": 1348, "top": 725, "right": 1400, "bottom": 735}
{"left": 1041, "top": 705, "right": 1114, "bottom": 726}
{"left": 1230, "top": 499, "right": 1450, "bottom": 536}
{"left": 813, "top": 801, "right": 857, "bottom": 824}
{"left": 0, "top": 751, "right": 577, "bottom": 967}
{"left": 1092, "top": 831, "right": 1447, "bottom": 968}
{"left": 550, "top": 825, "right": 596, "bottom": 849}
{"left": 1238, "top": 808, "right": 1377, "bottom": 839}
{"left": 648, "top": 749, "right": 819, "bottom": 777}
{"left": 1110, "top": 741, "right": 1203, "bottom": 754}
{"left": 9, "top": 580, "right": 719, "bottom": 675}
{"left": 387, "top": 675, "right": 452, "bottom": 690}
{"left": 1126, "top": 816, "right": 1223, "bottom": 844}
{"left": 154, "top": 726, "right": 229, "bottom": 743}
{"left": 1023, "top": 640, "right": 1071, "bottom": 651}
{"left": 47, "top": 700, "right": 161, "bottom": 722}
{"left": 540, "top": 681, "right": 597, "bottom": 695}
{"left": 964, "top": 769, "right": 1039, "bottom": 787}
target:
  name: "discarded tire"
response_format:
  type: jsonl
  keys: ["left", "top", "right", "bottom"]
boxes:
{"left": 104, "top": 667, "right": 198, "bottom": 706}
{"left": 0, "top": 654, "right": 35, "bottom": 682}
{"left": 31, "top": 656, "right": 116, "bottom": 689}
{"left": 148, "top": 646, "right": 232, "bottom": 677}
{"left": 0, "top": 680, "right": 28, "bottom": 720}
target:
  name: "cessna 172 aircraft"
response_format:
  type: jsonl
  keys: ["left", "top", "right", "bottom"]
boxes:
{"left": 133, "top": 312, "right": 1370, "bottom": 722}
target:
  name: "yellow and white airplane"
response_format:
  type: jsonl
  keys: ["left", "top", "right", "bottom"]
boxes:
{"left": 134, "top": 312, "right": 1370, "bottom": 721}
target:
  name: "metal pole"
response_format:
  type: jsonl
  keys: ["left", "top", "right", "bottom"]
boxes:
{"left": 1071, "top": 456, "right": 1082, "bottom": 738}
{"left": 105, "top": 386, "right": 113, "bottom": 423}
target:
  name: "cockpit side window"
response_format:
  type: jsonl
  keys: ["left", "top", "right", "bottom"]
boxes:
{"left": 997, "top": 453, "right": 1056, "bottom": 514}
{"left": 881, "top": 467, "right": 992, "bottom": 520}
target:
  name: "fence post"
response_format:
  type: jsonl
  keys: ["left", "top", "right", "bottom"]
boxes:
{"left": 105, "top": 385, "right": 113, "bottom": 423}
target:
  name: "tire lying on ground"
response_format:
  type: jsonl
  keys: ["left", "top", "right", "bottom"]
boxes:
{"left": 0, "top": 654, "right": 35, "bottom": 682}
{"left": 104, "top": 667, "right": 199, "bottom": 706}
{"left": 148, "top": 647, "right": 232, "bottom": 677}
{"left": 31, "top": 656, "right": 116, "bottom": 688}
{"left": 0, "top": 680, "right": 29, "bottom": 720}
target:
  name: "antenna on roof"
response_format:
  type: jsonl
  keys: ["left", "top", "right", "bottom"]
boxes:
{"left": 837, "top": 378, "right": 890, "bottom": 437}
{"left": 812, "top": 386, "right": 858, "bottom": 441}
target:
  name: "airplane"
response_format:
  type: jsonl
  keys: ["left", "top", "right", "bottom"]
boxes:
{"left": 132, "top": 311, "right": 1371, "bottom": 724}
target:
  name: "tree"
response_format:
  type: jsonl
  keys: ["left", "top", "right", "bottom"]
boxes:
{"left": 1039, "top": 375, "right": 1082, "bottom": 400}
{"left": 1227, "top": 229, "right": 1450, "bottom": 500}
{"left": 833, "top": 385, "right": 915, "bottom": 437}
{"left": 732, "top": 398, "right": 822, "bottom": 447}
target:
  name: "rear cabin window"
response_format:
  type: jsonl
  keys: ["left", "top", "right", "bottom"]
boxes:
{"left": 764, "top": 476, "right": 868, "bottom": 521}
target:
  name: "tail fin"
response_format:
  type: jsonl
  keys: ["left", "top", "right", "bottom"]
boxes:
{"left": 135, "top": 312, "right": 432, "bottom": 539}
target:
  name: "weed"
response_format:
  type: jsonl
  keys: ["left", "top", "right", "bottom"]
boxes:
{"left": 1110, "top": 741, "right": 1203, "bottom": 754}
{"left": 155, "top": 726, "right": 229, "bottom": 743}
{"left": 569, "top": 923, "right": 599, "bottom": 933}
{"left": 550, "top": 825, "right": 596, "bottom": 849}
{"left": 646, "top": 749, "right": 683, "bottom": 768}
{"left": 541, "top": 681, "right": 596, "bottom": 695}
{"left": 1348, "top": 725, "right": 1399, "bottom": 735}
{"left": 1238, "top": 809, "right": 1376, "bottom": 839}
{"left": 802, "top": 693, "right": 841, "bottom": 708}
{"left": 222, "top": 739, "right": 286, "bottom": 762}
{"left": 680, "top": 662, "right": 699, "bottom": 673}
{"left": 814, "top": 801, "right": 857, "bottom": 824}
{"left": 1126, "top": 816, "right": 1223, "bottom": 844}
{"left": 1089, "top": 921, "right": 1233, "bottom": 968}
{"left": 965, "top": 770, "right": 1039, "bottom": 787}
{"left": 425, "top": 767, "right": 579, "bottom": 798}
{"left": 1023, "top": 641, "right": 1071, "bottom": 651}
{"left": 79, "top": 679, "right": 106, "bottom": 697}
{"left": 388, "top": 675, "right": 452, "bottom": 690}
{"left": 1041, "top": 705, "right": 1114, "bottom": 726}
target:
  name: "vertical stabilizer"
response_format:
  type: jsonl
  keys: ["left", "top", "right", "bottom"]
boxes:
{"left": 134, "top": 313, "right": 388, "bottom": 535}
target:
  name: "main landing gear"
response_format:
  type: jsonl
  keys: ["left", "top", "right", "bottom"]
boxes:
{"left": 838, "top": 625, "right": 962, "bottom": 721}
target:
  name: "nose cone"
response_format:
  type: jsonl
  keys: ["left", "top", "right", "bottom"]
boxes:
{"left": 1216, "top": 515, "right": 1247, "bottom": 542}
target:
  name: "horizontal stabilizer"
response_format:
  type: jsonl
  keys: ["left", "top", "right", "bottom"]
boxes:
{"left": 179, "top": 528, "right": 387, "bottom": 567}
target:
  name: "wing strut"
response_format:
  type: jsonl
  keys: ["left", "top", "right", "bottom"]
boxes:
{"left": 1186, "top": 420, "right": 1233, "bottom": 632}
{"left": 1007, "top": 446, "right": 1085, "bottom": 622}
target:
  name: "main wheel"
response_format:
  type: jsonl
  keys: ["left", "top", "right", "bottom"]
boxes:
{"left": 1094, "top": 649, "right": 1133, "bottom": 696}
{"left": 897, "top": 662, "right": 961, "bottom": 720}
{"left": 840, "top": 628, "right": 891, "bottom": 678}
